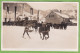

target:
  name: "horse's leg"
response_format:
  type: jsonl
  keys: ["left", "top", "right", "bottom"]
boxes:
{"left": 23, "top": 30, "right": 25, "bottom": 38}
{"left": 43, "top": 32, "right": 47, "bottom": 40}
{"left": 39, "top": 31, "right": 42, "bottom": 39}
{"left": 45, "top": 35, "right": 47, "bottom": 40}
{"left": 47, "top": 32, "right": 49, "bottom": 39}
{"left": 46, "top": 32, "right": 49, "bottom": 40}
{"left": 42, "top": 33, "right": 45, "bottom": 40}
{"left": 26, "top": 32, "right": 31, "bottom": 39}
{"left": 40, "top": 33, "right": 42, "bottom": 39}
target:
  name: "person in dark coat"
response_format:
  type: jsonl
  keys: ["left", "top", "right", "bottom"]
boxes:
{"left": 39, "top": 22, "right": 49, "bottom": 40}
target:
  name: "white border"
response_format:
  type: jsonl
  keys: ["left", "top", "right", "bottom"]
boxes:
{"left": 1, "top": 1, "right": 79, "bottom": 51}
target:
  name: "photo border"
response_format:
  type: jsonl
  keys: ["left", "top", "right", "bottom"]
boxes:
{"left": 0, "top": 0, "right": 79, "bottom": 53}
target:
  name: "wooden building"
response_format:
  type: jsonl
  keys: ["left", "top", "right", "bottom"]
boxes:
{"left": 45, "top": 10, "right": 70, "bottom": 24}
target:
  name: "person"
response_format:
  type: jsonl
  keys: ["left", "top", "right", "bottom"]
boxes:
{"left": 23, "top": 25, "right": 31, "bottom": 39}
{"left": 39, "top": 22, "right": 49, "bottom": 40}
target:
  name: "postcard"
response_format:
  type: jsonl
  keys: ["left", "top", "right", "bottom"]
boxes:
{"left": 1, "top": 1, "right": 79, "bottom": 51}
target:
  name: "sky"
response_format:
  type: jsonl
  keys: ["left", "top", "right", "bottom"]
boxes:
{"left": 27, "top": 2, "right": 78, "bottom": 11}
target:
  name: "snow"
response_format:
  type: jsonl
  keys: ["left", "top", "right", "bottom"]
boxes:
{"left": 55, "top": 12, "right": 69, "bottom": 18}
{"left": 2, "top": 26, "right": 78, "bottom": 51}
{"left": 71, "top": 20, "right": 77, "bottom": 23}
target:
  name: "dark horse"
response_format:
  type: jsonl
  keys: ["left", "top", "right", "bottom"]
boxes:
{"left": 39, "top": 23, "right": 50, "bottom": 40}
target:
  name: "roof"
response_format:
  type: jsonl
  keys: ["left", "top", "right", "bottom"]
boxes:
{"left": 71, "top": 20, "right": 77, "bottom": 23}
{"left": 45, "top": 10, "right": 69, "bottom": 18}
{"left": 55, "top": 12, "right": 69, "bottom": 18}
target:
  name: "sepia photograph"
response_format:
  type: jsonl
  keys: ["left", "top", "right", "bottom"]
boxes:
{"left": 1, "top": 2, "right": 78, "bottom": 51}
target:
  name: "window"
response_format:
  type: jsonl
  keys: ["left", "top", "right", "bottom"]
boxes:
{"left": 49, "top": 14, "right": 54, "bottom": 18}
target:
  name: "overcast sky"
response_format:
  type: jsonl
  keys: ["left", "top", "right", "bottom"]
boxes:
{"left": 27, "top": 2, "right": 78, "bottom": 11}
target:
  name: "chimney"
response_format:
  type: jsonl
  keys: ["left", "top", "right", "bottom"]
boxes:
{"left": 60, "top": 10, "right": 62, "bottom": 13}
{"left": 30, "top": 8, "right": 33, "bottom": 15}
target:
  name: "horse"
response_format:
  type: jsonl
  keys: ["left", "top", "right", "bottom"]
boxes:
{"left": 39, "top": 23, "right": 50, "bottom": 40}
{"left": 22, "top": 25, "right": 33, "bottom": 39}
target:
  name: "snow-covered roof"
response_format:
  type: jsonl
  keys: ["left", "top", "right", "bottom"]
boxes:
{"left": 45, "top": 10, "right": 69, "bottom": 18}
{"left": 71, "top": 20, "right": 77, "bottom": 23}
{"left": 54, "top": 12, "right": 69, "bottom": 18}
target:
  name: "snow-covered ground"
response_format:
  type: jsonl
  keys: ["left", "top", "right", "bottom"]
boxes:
{"left": 2, "top": 26, "right": 78, "bottom": 51}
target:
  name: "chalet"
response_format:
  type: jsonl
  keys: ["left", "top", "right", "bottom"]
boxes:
{"left": 45, "top": 10, "right": 70, "bottom": 24}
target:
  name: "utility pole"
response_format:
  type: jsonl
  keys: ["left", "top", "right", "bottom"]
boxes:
{"left": 37, "top": 10, "right": 39, "bottom": 22}
{"left": 5, "top": 5, "right": 9, "bottom": 22}
{"left": 22, "top": 3, "right": 24, "bottom": 18}
{"left": 14, "top": 6, "right": 17, "bottom": 21}
{"left": 7, "top": 5, "right": 9, "bottom": 14}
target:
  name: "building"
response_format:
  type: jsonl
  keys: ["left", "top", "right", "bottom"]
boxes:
{"left": 3, "top": 3, "right": 38, "bottom": 22}
{"left": 45, "top": 10, "right": 70, "bottom": 24}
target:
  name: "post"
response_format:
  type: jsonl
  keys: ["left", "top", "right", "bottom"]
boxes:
{"left": 5, "top": 7, "right": 7, "bottom": 22}
{"left": 7, "top": 6, "right": 9, "bottom": 13}
{"left": 4, "top": 18, "right": 7, "bottom": 22}
{"left": 22, "top": 4, "right": 24, "bottom": 18}
{"left": 14, "top": 6, "right": 17, "bottom": 21}
{"left": 5, "top": 5, "right": 9, "bottom": 23}
{"left": 37, "top": 10, "right": 39, "bottom": 22}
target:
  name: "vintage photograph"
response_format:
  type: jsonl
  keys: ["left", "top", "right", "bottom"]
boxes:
{"left": 1, "top": 2, "right": 78, "bottom": 51}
